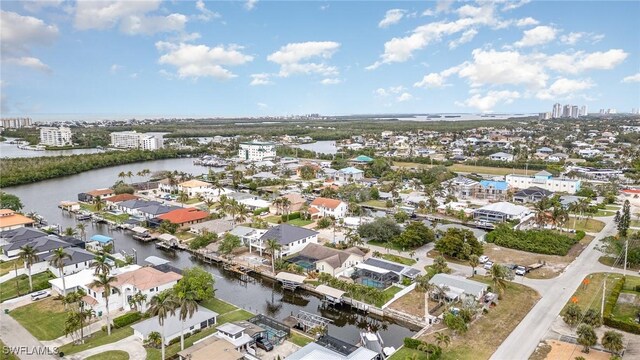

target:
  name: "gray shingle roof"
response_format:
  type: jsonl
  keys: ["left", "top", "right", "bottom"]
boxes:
{"left": 132, "top": 305, "right": 218, "bottom": 339}
{"left": 259, "top": 224, "right": 318, "bottom": 245}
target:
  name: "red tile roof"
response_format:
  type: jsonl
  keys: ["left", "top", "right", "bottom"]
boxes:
{"left": 310, "top": 197, "right": 343, "bottom": 209}
{"left": 158, "top": 208, "right": 209, "bottom": 224}
{"left": 103, "top": 194, "right": 139, "bottom": 203}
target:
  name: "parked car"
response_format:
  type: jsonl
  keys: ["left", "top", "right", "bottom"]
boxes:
{"left": 478, "top": 255, "right": 489, "bottom": 264}
{"left": 256, "top": 337, "right": 274, "bottom": 352}
{"left": 515, "top": 266, "right": 527, "bottom": 276}
{"left": 483, "top": 261, "right": 494, "bottom": 270}
{"left": 31, "top": 290, "right": 50, "bottom": 301}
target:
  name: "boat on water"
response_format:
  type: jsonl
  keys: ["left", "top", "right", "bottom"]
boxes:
{"left": 75, "top": 211, "right": 92, "bottom": 221}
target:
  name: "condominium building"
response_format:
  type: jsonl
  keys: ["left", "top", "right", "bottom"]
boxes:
{"left": 1, "top": 117, "right": 32, "bottom": 129}
{"left": 110, "top": 131, "right": 164, "bottom": 150}
{"left": 552, "top": 103, "right": 562, "bottom": 118}
{"left": 238, "top": 141, "right": 276, "bottom": 161}
{"left": 505, "top": 170, "right": 581, "bottom": 194}
{"left": 39, "top": 127, "right": 73, "bottom": 147}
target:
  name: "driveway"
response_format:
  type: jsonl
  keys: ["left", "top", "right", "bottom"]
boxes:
{"left": 64, "top": 335, "right": 145, "bottom": 360}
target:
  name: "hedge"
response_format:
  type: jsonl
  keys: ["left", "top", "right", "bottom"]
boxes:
{"left": 485, "top": 224, "right": 577, "bottom": 256}
{"left": 575, "top": 230, "right": 586, "bottom": 241}
{"left": 253, "top": 207, "right": 270, "bottom": 216}
{"left": 602, "top": 277, "right": 640, "bottom": 334}
{"left": 282, "top": 212, "right": 301, "bottom": 221}
{"left": 403, "top": 338, "right": 442, "bottom": 359}
{"left": 113, "top": 311, "right": 142, "bottom": 329}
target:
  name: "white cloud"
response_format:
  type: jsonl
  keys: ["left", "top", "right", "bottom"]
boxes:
{"left": 379, "top": 9, "right": 406, "bottom": 28}
{"left": 436, "top": 0, "right": 454, "bottom": 13}
{"left": 22, "top": 0, "right": 63, "bottom": 13}
{"left": 502, "top": 0, "right": 531, "bottom": 11}
{"left": 195, "top": 0, "right": 221, "bottom": 21}
{"left": 120, "top": 13, "right": 187, "bottom": 35}
{"left": 449, "top": 28, "right": 478, "bottom": 49}
{"left": 321, "top": 78, "right": 342, "bottom": 85}
{"left": 244, "top": 0, "right": 258, "bottom": 11}
{"left": 515, "top": 17, "right": 539, "bottom": 27}
{"left": 156, "top": 42, "right": 253, "bottom": 80}
{"left": 514, "top": 25, "right": 557, "bottom": 47}
{"left": 320, "top": 4, "right": 330, "bottom": 11}
{"left": 396, "top": 92, "right": 414, "bottom": 102}
{"left": 375, "top": 86, "right": 406, "bottom": 97}
{"left": 250, "top": 73, "right": 272, "bottom": 86}
{"left": 545, "top": 49, "right": 628, "bottom": 74}
{"left": 622, "top": 73, "right": 640, "bottom": 83}
{"left": 0, "top": 10, "right": 58, "bottom": 72}
{"left": 267, "top": 41, "right": 340, "bottom": 77}
{"left": 257, "top": 102, "right": 268, "bottom": 109}
{"left": 456, "top": 90, "right": 520, "bottom": 112}
{"left": 414, "top": 73, "right": 446, "bottom": 88}
{"left": 457, "top": 49, "right": 548, "bottom": 89}
{"left": 536, "top": 78, "right": 594, "bottom": 99}
{"left": 560, "top": 32, "right": 605, "bottom": 45}
{"left": 110, "top": 64, "right": 123, "bottom": 74}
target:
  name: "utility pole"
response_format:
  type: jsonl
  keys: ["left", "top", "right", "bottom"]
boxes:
{"left": 624, "top": 238, "right": 628, "bottom": 276}
{"left": 601, "top": 278, "right": 606, "bottom": 319}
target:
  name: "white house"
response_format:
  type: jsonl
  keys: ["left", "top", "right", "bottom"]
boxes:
{"left": 429, "top": 273, "right": 488, "bottom": 301}
{"left": 489, "top": 152, "right": 514, "bottom": 162}
{"left": 83, "top": 266, "right": 182, "bottom": 314}
{"left": 473, "top": 202, "right": 532, "bottom": 223}
{"left": 238, "top": 141, "right": 276, "bottom": 161}
{"left": 506, "top": 170, "right": 581, "bottom": 194}
{"left": 177, "top": 179, "right": 212, "bottom": 197}
{"left": 309, "top": 197, "right": 348, "bottom": 219}
{"left": 334, "top": 167, "right": 365, "bottom": 183}
{"left": 46, "top": 247, "right": 95, "bottom": 277}
{"left": 257, "top": 224, "right": 318, "bottom": 257}
{"left": 132, "top": 305, "right": 218, "bottom": 345}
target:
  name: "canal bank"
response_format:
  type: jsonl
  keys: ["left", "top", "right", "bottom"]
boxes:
{"left": 3, "top": 158, "right": 417, "bottom": 347}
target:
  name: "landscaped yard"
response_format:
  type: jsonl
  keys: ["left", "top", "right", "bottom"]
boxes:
{"left": 58, "top": 326, "right": 135, "bottom": 355}
{"left": 9, "top": 297, "right": 67, "bottom": 340}
{"left": 380, "top": 253, "right": 417, "bottom": 266}
{"left": 388, "top": 347, "right": 429, "bottom": 360}
{"left": 0, "top": 339, "right": 19, "bottom": 360}
{"left": 562, "top": 217, "right": 606, "bottom": 233}
{"left": 592, "top": 210, "right": 616, "bottom": 217}
{"left": 85, "top": 350, "right": 129, "bottom": 360}
{"left": 419, "top": 279, "right": 540, "bottom": 360}
{"left": 217, "top": 309, "right": 254, "bottom": 324}
{"left": 286, "top": 218, "right": 314, "bottom": 227}
{"left": 0, "top": 258, "right": 23, "bottom": 276}
{"left": 368, "top": 240, "right": 406, "bottom": 252}
{"left": 0, "top": 270, "right": 56, "bottom": 302}
{"left": 289, "top": 331, "right": 314, "bottom": 347}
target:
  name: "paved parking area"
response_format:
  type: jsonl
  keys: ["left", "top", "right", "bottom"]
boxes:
{"left": 255, "top": 340, "right": 300, "bottom": 359}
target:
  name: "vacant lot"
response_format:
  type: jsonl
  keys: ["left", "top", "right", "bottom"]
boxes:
{"left": 447, "top": 164, "right": 529, "bottom": 176}
{"left": 562, "top": 273, "right": 624, "bottom": 313}
{"left": 562, "top": 217, "right": 606, "bottom": 233}
{"left": 10, "top": 297, "right": 67, "bottom": 340}
{"left": 544, "top": 340, "right": 610, "bottom": 360}
{"left": 381, "top": 253, "right": 417, "bottom": 266}
{"left": 388, "top": 289, "right": 445, "bottom": 318}
{"left": 419, "top": 280, "right": 540, "bottom": 360}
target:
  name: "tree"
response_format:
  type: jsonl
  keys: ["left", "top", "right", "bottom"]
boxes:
{"left": 158, "top": 220, "right": 179, "bottom": 235}
{"left": 601, "top": 330, "right": 624, "bottom": 355}
{"left": 489, "top": 264, "right": 512, "bottom": 299}
{"left": 189, "top": 232, "right": 218, "bottom": 250}
{"left": 49, "top": 247, "right": 72, "bottom": 297}
{"left": 76, "top": 223, "right": 87, "bottom": 241}
{"left": 357, "top": 217, "right": 402, "bottom": 244}
{"left": 89, "top": 273, "right": 120, "bottom": 336}
{"left": 618, "top": 200, "right": 631, "bottom": 237}
{"left": 63, "top": 227, "right": 77, "bottom": 237}
{"left": 394, "top": 211, "right": 409, "bottom": 224}
{"left": 434, "top": 228, "right": 483, "bottom": 260}
{"left": 178, "top": 191, "right": 189, "bottom": 207}
{"left": 468, "top": 254, "right": 479, "bottom": 276}
{"left": 562, "top": 303, "right": 583, "bottom": 327}
{"left": 414, "top": 274, "right": 434, "bottom": 321}
{"left": 434, "top": 332, "right": 451, "bottom": 348}
{"left": 234, "top": 203, "right": 250, "bottom": 225}
{"left": 128, "top": 291, "right": 148, "bottom": 312}
{"left": 91, "top": 252, "right": 112, "bottom": 275}
{"left": 202, "top": 197, "right": 216, "bottom": 212}
{"left": 299, "top": 165, "right": 317, "bottom": 180}
{"left": 148, "top": 291, "right": 178, "bottom": 360}
{"left": 174, "top": 288, "right": 198, "bottom": 351}
{"left": 393, "top": 221, "right": 435, "bottom": 249}
{"left": 533, "top": 197, "right": 550, "bottom": 228}
{"left": 147, "top": 331, "right": 162, "bottom": 349}
{"left": 432, "top": 256, "right": 451, "bottom": 275}
{"left": 266, "top": 238, "right": 282, "bottom": 274}
{"left": 576, "top": 324, "right": 597, "bottom": 353}
{"left": 173, "top": 267, "right": 215, "bottom": 302}
{"left": 0, "top": 192, "right": 23, "bottom": 211}
{"left": 443, "top": 313, "right": 467, "bottom": 334}
{"left": 218, "top": 234, "right": 242, "bottom": 258}
{"left": 94, "top": 196, "right": 106, "bottom": 212}
{"left": 583, "top": 308, "right": 602, "bottom": 327}
{"left": 19, "top": 245, "right": 38, "bottom": 292}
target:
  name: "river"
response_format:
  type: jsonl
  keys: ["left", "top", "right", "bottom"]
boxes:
{"left": 0, "top": 139, "right": 102, "bottom": 158}
{"left": 291, "top": 140, "right": 338, "bottom": 155}
{"left": 3, "top": 158, "right": 416, "bottom": 347}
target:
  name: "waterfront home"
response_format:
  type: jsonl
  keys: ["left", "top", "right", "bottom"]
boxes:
{"left": 257, "top": 224, "right": 318, "bottom": 257}
{"left": 0, "top": 209, "right": 35, "bottom": 231}
{"left": 354, "top": 258, "right": 420, "bottom": 289}
{"left": 309, "top": 197, "right": 348, "bottom": 219}
{"left": 429, "top": 273, "right": 488, "bottom": 301}
{"left": 116, "top": 200, "right": 180, "bottom": 219}
{"left": 506, "top": 170, "right": 581, "bottom": 194}
{"left": 45, "top": 247, "right": 95, "bottom": 277}
{"left": 133, "top": 305, "right": 218, "bottom": 345}
{"left": 512, "top": 187, "right": 553, "bottom": 204}
{"left": 83, "top": 266, "right": 182, "bottom": 314}
{"left": 189, "top": 219, "right": 233, "bottom": 236}
{"left": 215, "top": 321, "right": 266, "bottom": 352}
{"left": 177, "top": 336, "right": 244, "bottom": 360}
{"left": 102, "top": 194, "right": 139, "bottom": 206}
{"left": 157, "top": 208, "right": 209, "bottom": 226}
{"left": 49, "top": 267, "right": 106, "bottom": 295}
{"left": 231, "top": 226, "right": 267, "bottom": 254}
{"left": 473, "top": 202, "right": 532, "bottom": 223}
{"left": 1, "top": 233, "right": 73, "bottom": 259}
{"left": 285, "top": 335, "right": 379, "bottom": 360}
{"left": 77, "top": 188, "right": 115, "bottom": 203}
{"left": 476, "top": 180, "right": 510, "bottom": 201}
{"left": 334, "top": 167, "right": 365, "bottom": 183}
{"left": 85, "top": 234, "right": 114, "bottom": 252}
{"left": 178, "top": 179, "right": 212, "bottom": 197}
{"left": 237, "top": 197, "right": 271, "bottom": 211}
{"left": 444, "top": 175, "right": 479, "bottom": 199}
{"left": 488, "top": 152, "right": 514, "bottom": 162}
{"left": 289, "top": 243, "right": 364, "bottom": 276}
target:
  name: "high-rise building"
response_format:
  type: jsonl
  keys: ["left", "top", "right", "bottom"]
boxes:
{"left": 632, "top": 108, "right": 639, "bottom": 115}
{"left": 599, "top": 109, "right": 606, "bottom": 114}
{"left": 1, "top": 117, "right": 32, "bottom": 129}
{"left": 552, "top": 103, "right": 562, "bottom": 118}
{"left": 580, "top": 105, "right": 588, "bottom": 116}
{"left": 608, "top": 108, "right": 617, "bottom": 114}
{"left": 110, "top": 131, "right": 164, "bottom": 150}
{"left": 562, "top": 105, "right": 572, "bottom": 118}
{"left": 571, "top": 106, "right": 579, "bottom": 118}
{"left": 40, "top": 127, "right": 73, "bottom": 147}
{"left": 238, "top": 141, "right": 276, "bottom": 161}
{"left": 538, "top": 112, "right": 552, "bottom": 120}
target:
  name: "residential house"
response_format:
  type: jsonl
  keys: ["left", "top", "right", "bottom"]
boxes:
{"left": 177, "top": 336, "right": 244, "bottom": 360}
{"left": 272, "top": 193, "right": 306, "bottom": 213}
{"left": 189, "top": 219, "right": 233, "bottom": 236}
{"left": 116, "top": 200, "right": 180, "bottom": 220}
{"left": 256, "top": 224, "right": 318, "bottom": 257}
{"left": 546, "top": 153, "right": 569, "bottom": 162}
{"left": 350, "top": 155, "right": 374, "bottom": 166}
{"left": 102, "top": 194, "right": 139, "bottom": 206}
{"left": 133, "top": 305, "right": 218, "bottom": 345}
{"left": 291, "top": 243, "right": 364, "bottom": 276}
{"left": 285, "top": 335, "right": 379, "bottom": 360}
{"left": 354, "top": 258, "right": 420, "bottom": 289}
{"left": 309, "top": 197, "right": 348, "bottom": 219}
{"left": 215, "top": 322, "right": 266, "bottom": 352}
{"left": 512, "top": 187, "right": 553, "bottom": 203}
{"left": 445, "top": 176, "right": 479, "bottom": 199}
{"left": 177, "top": 179, "right": 212, "bottom": 197}
{"left": 0, "top": 209, "right": 34, "bottom": 231}
{"left": 506, "top": 170, "right": 581, "bottom": 194}
{"left": 429, "top": 273, "right": 488, "bottom": 301}
{"left": 476, "top": 180, "right": 510, "bottom": 200}
{"left": 85, "top": 234, "right": 114, "bottom": 252}
{"left": 157, "top": 208, "right": 209, "bottom": 227}
{"left": 45, "top": 247, "right": 95, "bottom": 277}
{"left": 488, "top": 152, "right": 514, "bottom": 162}
{"left": 334, "top": 167, "right": 365, "bottom": 183}
{"left": 473, "top": 202, "right": 532, "bottom": 223}
{"left": 1, "top": 233, "right": 73, "bottom": 259}
{"left": 231, "top": 226, "right": 266, "bottom": 254}
{"left": 77, "top": 188, "right": 115, "bottom": 203}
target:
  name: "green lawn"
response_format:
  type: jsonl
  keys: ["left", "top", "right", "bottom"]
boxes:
{"left": 101, "top": 212, "right": 129, "bottom": 223}
{"left": 0, "top": 258, "right": 23, "bottom": 276}
{"left": 0, "top": 339, "right": 19, "bottom": 360}
{"left": 0, "top": 270, "right": 56, "bottom": 302}
{"left": 217, "top": 309, "right": 254, "bottom": 324}
{"left": 57, "top": 326, "right": 134, "bottom": 355}
{"left": 9, "top": 297, "right": 67, "bottom": 340}
{"left": 447, "top": 164, "right": 529, "bottom": 176}
{"left": 85, "top": 350, "right": 129, "bottom": 360}
{"left": 184, "top": 198, "right": 202, "bottom": 205}
{"left": 562, "top": 217, "right": 606, "bottom": 233}
{"left": 623, "top": 275, "right": 640, "bottom": 292}
{"left": 360, "top": 200, "right": 389, "bottom": 208}
{"left": 376, "top": 286, "right": 403, "bottom": 307}
{"left": 381, "top": 254, "right": 417, "bottom": 266}
{"left": 368, "top": 240, "right": 405, "bottom": 252}
{"left": 200, "top": 297, "right": 237, "bottom": 315}
{"left": 592, "top": 210, "right": 616, "bottom": 217}
{"left": 562, "top": 273, "right": 624, "bottom": 313}
{"left": 605, "top": 205, "right": 621, "bottom": 210}
{"left": 286, "top": 218, "right": 314, "bottom": 227}
{"left": 388, "top": 347, "right": 429, "bottom": 360}
{"left": 289, "top": 331, "right": 314, "bottom": 347}
{"left": 265, "top": 215, "right": 281, "bottom": 224}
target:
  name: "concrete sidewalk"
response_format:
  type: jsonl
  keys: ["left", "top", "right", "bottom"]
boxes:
{"left": 64, "top": 335, "right": 146, "bottom": 360}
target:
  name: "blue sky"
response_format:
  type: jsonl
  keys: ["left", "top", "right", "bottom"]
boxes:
{"left": 1, "top": 0, "right": 639, "bottom": 119}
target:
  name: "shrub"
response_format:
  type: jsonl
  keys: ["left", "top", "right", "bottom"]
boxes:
{"left": 403, "top": 338, "right": 441, "bottom": 359}
{"left": 575, "top": 230, "right": 586, "bottom": 241}
{"left": 253, "top": 207, "right": 270, "bottom": 216}
{"left": 282, "top": 212, "right": 301, "bottom": 221}
{"left": 113, "top": 311, "right": 142, "bottom": 328}
{"left": 404, "top": 338, "right": 423, "bottom": 349}
{"left": 602, "top": 277, "right": 640, "bottom": 334}
{"left": 485, "top": 224, "right": 577, "bottom": 256}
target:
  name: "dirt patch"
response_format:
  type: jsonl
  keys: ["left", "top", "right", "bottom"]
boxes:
{"left": 529, "top": 341, "right": 552, "bottom": 360}
{"left": 617, "top": 292, "right": 638, "bottom": 305}
{"left": 388, "top": 289, "right": 445, "bottom": 318}
{"left": 544, "top": 340, "right": 610, "bottom": 360}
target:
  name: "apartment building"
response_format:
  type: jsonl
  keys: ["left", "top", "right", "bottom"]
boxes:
{"left": 110, "top": 131, "right": 164, "bottom": 150}
{"left": 238, "top": 141, "right": 276, "bottom": 161}
{"left": 40, "top": 127, "right": 73, "bottom": 147}
{"left": 506, "top": 170, "right": 581, "bottom": 194}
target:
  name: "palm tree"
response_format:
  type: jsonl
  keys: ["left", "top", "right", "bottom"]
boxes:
{"left": 178, "top": 191, "right": 189, "bottom": 207}
{"left": 216, "top": 195, "right": 229, "bottom": 217}
{"left": 91, "top": 252, "right": 112, "bottom": 275}
{"left": 76, "top": 223, "right": 86, "bottom": 241}
{"left": 434, "top": 332, "right": 451, "bottom": 348}
{"left": 118, "top": 171, "right": 126, "bottom": 183}
{"left": 576, "top": 324, "right": 597, "bottom": 353}
{"left": 272, "top": 197, "right": 283, "bottom": 215}
{"left": 19, "top": 245, "right": 38, "bottom": 292}
{"left": 224, "top": 199, "right": 240, "bottom": 228}
{"left": 601, "top": 330, "right": 624, "bottom": 355}
{"left": 128, "top": 291, "right": 148, "bottom": 312}
{"left": 94, "top": 196, "right": 106, "bottom": 212}
{"left": 489, "top": 264, "right": 509, "bottom": 299}
{"left": 89, "top": 273, "right": 120, "bottom": 336}
{"left": 202, "top": 197, "right": 216, "bottom": 212}
{"left": 148, "top": 291, "right": 178, "bottom": 360}
{"left": 533, "top": 198, "right": 549, "bottom": 228}
{"left": 49, "top": 247, "right": 72, "bottom": 297}
{"left": 235, "top": 203, "right": 250, "bottom": 226}
{"left": 468, "top": 254, "right": 479, "bottom": 276}
{"left": 126, "top": 171, "right": 133, "bottom": 183}
{"left": 266, "top": 238, "right": 282, "bottom": 274}
{"left": 280, "top": 197, "right": 292, "bottom": 221}
{"left": 63, "top": 227, "right": 77, "bottom": 237}
{"left": 414, "top": 274, "right": 434, "bottom": 321}
{"left": 175, "top": 289, "right": 198, "bottom": 351}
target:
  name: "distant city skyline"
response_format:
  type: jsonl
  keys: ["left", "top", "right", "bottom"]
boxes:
{"left": 1, "top": 0, "right": 639, "bottom": 118}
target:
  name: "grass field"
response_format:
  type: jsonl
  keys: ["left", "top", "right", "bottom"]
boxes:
{"left": 592, "top": 210, "right": 616, "bottom": 217}
{"left": 393, "top": 162, "right": 434, "bottom": 170}
{"left": 562, "top": 217, "right": 606, "bottom": 233}
{"left": 377, "top": 286, "right": 404, "bottom": 307}
{"left": 561, "top": 273, "right": 624, "bottom": 313}
{"left": 381, "top": 253, "right": 417, "bottom": 266}
{"left": 388, "top": 347, "right": 429, "bottom": 360}
{"left": 58, "top": 327, "right": 134, "bottom": 355}
{"left": 217, "top": 309, "right": 254, "bottom": 324}
{"left": 447, "top": 164, "right": 530, "bottom": 176}
{"left": 9, "top": 297, "right": 67, "bottom": 340}
{"left": 287, "top": 218, "right": 314, "bottom": 227}
{"left": 0, "top": 258, "right": 23, "bottom": 276}
{"left": 368, "top": 240, "right": 407, "bottom": 252}
{"left": 289, "top": 331, "right": 314, "bottom": 347}
{"left": 0, "top": 270, "right": 56, "bottom": 302}
{"left": 85, "top": 350, "right": 129, "bottom": 360}
{"left": 360, "top": 199, "right": 390, "bottom": 208}
{"left": 419, "top": 279, "right": 540, "bottom": 360}
{"left": 200, "top": 297, "right": 238, "bottom": 315}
